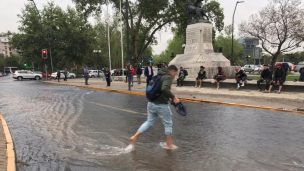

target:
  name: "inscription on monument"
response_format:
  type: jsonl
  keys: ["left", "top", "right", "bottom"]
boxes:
{"left": 203, "top": 28, "right": 212, "bottom": 43}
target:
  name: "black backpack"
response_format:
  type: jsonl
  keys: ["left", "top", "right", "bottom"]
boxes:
{"left": 184, "top": 70, "right": 188, "bottom": 76}
{"left": 146, "top": 75, "right": 162, "bottom": 101}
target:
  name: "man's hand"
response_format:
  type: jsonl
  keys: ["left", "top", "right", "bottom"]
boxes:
{"left": 173, "top": 97, "right": 180, "bottom": 104}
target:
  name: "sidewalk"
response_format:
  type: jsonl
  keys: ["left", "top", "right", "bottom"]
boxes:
{"left": 45, "top": 78, "right": 304, "bottom": 112}
{"left": 0, "top": 116, "right": 7, "bottom": 171}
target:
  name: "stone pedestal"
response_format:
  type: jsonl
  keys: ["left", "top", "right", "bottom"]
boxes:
{"left": 169, "top": 22, "right": 236, "bottom": 78}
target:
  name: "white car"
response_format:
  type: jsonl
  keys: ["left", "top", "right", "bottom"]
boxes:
{"left": 295, "top": 61, "right": 304, "bottom": 72}
{"left": 51, "top": 71, "right": 76, "bottom": 79}
{"left": 89, "top": 70, "right": 103, "bottom": 78}
{"left": 13, "top": 70, "right": 42, "bottom": 81}
{"left": 241, "top": 65, "right": 262, "bottom": 73}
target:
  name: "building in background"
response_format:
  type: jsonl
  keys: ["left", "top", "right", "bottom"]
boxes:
{"left": 0, "top": 32, "right": 16, "bottom": 58}
{"left": 240, "top": 37, "right": 262, "bottom": 65}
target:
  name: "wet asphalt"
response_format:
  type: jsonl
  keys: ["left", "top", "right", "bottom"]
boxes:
{"left": 0, "top": 77, "right": 304, "bottom": 171}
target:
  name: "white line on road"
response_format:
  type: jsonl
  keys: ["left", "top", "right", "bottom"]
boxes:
{"left": 89, "top": 101, "right": 146, "bottom": 116}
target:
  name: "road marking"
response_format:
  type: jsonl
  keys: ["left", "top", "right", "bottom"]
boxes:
{"left": 89, "top": 101, "right": 146, "bottom": 116}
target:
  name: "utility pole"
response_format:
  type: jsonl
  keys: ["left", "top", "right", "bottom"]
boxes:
{"left": 120, "top": 0, "right": 124, "bottom": 76}
{"left": 231, "top": 1, "right": 245, "bottom": 65}
{"left": 125, "top": 0, "right": 130, "bottom": 64}
{"left": 106, "top": 0, "right": 112, "bottom": 71}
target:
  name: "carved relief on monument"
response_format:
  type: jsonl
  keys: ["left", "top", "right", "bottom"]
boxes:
{"left": 203, "top": 28, "right": 212, "bottom": 43}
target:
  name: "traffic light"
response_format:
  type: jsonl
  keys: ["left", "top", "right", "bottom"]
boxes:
{"left": 41, "top": 49, "right": 48, "bottom": 59}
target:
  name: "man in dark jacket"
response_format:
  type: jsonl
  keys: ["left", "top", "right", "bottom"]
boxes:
{"left": 268, "top": 64, "right": 286, "bottom": 93}
{"left": 129, "top": 65, "right": 180, "bottom": 150}
{"left": 104, "top": 68, "right": 111, "bottom": 87}
{"left": 83, "top": 66, "right": 89, "bottom": 85}
{"left": 144, "top": 63, "right": 154, "bottom": 86}
{"left": 63, "top": 68, "right": 68, "bottom": 81}
{"left": 136, "top": 65, "right": 143, "bottom": 84}
{"left": 56, "top": 70, "right": 61, "bottom": 82}
{"left": 299, "top": 68, "right": 304, "bottom": 82}
{"left": 177, "top": 67, "right": 188, "bottom": 87}
{"left": 257, "top": 64, "right": 272, "bottom": 91}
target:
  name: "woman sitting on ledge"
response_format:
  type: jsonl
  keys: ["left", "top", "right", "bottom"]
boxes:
{"left": 213, "top": 67, "right": 226, "bottom": 90}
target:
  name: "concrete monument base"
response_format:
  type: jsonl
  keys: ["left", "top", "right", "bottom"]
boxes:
{"left": 169, "top": 22, "right": 236, "bottom": 78}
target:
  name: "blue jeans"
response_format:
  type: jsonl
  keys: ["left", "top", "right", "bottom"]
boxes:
{"left": 138, "top": 102, "right": 173, "bottom": 135}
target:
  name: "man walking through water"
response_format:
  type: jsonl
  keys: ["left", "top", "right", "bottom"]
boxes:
{"left": 129, "top": 65, "right": 180, "bottom": 150}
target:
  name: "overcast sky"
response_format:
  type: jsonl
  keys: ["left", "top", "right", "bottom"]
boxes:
{"left": 0, "top": 0, "right": 278, "bottom": 54}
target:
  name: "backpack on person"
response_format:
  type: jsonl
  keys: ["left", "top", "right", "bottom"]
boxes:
{"left": 146, "top": 75, "right": 162, "bottom": 101}
{"left": 184, "top": 70, "right": 188, "bottom": 77}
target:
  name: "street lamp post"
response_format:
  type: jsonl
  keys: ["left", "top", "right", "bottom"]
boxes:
{"left": 231, "top": 1, "right": 245, "bottom": 65}
{"left": 106, "top": 0, "right": 112, "bottom": 72}
{"left": 119, "top": 0, "right": 124, "bottom": 76}
{"left": 93, "top": 50, "right": 102, "bottom": 77}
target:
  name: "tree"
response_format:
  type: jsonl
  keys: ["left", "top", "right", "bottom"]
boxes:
{"left": 239, "top": 0, "right": 304, "bottom": 70}
{"left": 214, "top": 36, "right": 244, "bottom": 66}
{"left": 73, "top": 0, "right": 224, "bottom": 64}
{"left": 11, "top": 2, "right": 96, "bottom": 71}
{"left": 213, "top": 25, "right": 244, "bottom": 65}
{"left": 154, "top": 33, "right": 185, "bottom": 64}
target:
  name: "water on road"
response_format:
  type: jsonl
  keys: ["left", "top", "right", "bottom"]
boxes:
{"left": 0, "top": 77, "right": 304, "bottom": 171}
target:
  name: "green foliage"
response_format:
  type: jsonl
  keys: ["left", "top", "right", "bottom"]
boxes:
{"left": 213, "top": 34, "right": 244, "bottom": 66}
{"left": 73, "top": 0, "right": 224, "bottom": 64}
{"left": 0, "top": 54, "right": 22, "bottom": 70}
{"left": 11, "top": 2, "right": 96, "bottom": 72}
{"left": 280, "top": 52, "right": 304, "bottom": 64}
{"left": 154, "top": 34, "right": 184, "bottom": 64}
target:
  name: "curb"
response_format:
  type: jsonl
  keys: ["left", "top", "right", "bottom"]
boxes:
{"left": 0, "top": 113, "right": 16, "bottom": 171}
{"left": 45, "top": 81, "right": 304, "bottom": 116}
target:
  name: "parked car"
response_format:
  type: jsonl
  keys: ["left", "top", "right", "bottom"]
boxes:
{"left": 295, "top": 61, "right": 304, "bottom": 72}
{"left": 111, "top": 69, "right": 126, "bottom": 76}
{"left": 13, "top": 70, "right": 42, "bottom": 81}
{"left": 0, "top": 72, "right": 3, "bottom": 77}
{"left": 34, "top": 71, "right": 52, "bottom": 79}
{"left": 51, "top": 71, "right": 76, "bottom": 79}
{"left": 241, "top": 65, "right": 262, "bottom": 73}
{"left": 89, "top": 70, "right": 104, "bottom": 78}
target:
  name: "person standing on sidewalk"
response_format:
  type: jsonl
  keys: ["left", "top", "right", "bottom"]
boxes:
{"left": 56, "top": 70, "right": 61, "bottom": 82}
{"left": 127, "top": 64, "right": 134, "bottom": 90}
{"left": 257, "top": 64, "right": 272, "bottom": 91}
{"left": 144, "top": 62, "right": 154, "bottom": 86}
{"left": 195, "top": 66, "right": 207, "bottom": 88}
{"left": 63, "top": 68, "right": 68, "bottom": 81}
{"left": 104, "top": 68, "right": 111, "bottom": 87}
{"left": 83, "top": 66, "right": 89, "bottom": 85}
{"left": 136, "top": 65, "right": 143, "bottom": 84}
{"left": 129, "top": 65, "right": 180, "bottom": 150}
{"left": 177, "top": 67, "right": 188, "bottom": 87}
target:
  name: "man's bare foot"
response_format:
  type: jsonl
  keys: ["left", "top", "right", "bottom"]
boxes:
{"left": 160, "top": 142, "right": 178, "bottom": 150}
{"left": 129, "top": 136, "right": 137, "bottom": 144}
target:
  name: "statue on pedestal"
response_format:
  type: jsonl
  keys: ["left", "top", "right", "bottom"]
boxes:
{"left": 187, "top": 0, "right": 209, "bottom": 24}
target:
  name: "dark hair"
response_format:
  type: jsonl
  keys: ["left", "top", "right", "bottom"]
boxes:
{"left": 200, "top": 66, "right": 205, "bottom": 69}
{"left": 168, "top": 65, "right": 178, "bottom": 71}
{"left": 218, "top": 66, "right": 223, "bottom": 72}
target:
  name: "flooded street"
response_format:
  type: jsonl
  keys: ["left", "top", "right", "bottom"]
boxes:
{"left": 1, "top": 77, "right": 304, "bottom": 171}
